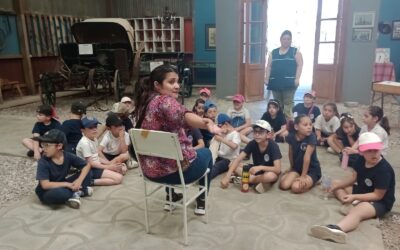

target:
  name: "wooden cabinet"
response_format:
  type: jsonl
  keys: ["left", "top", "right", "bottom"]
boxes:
{"left": 128, "top": 17, "right": 185, "bottom": 53}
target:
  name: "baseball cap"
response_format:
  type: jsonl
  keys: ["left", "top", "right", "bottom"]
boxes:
{"left": 71, "top": 101, "right": 86, "bottom": 115}
{"left": 111, "top": 102, "right": 130, "bottom": 115}
{"left": 199, "top": 88, "right": 211, "bottom": 96}
{"left": 304, "top": 90, "right": 316, "bottom": 98}
{"left": 232, "top": 94, "right": 245, "bottom": 103}
{"left": 33, "top": 129, "right": 66, "bottom": 144}
{"left": 204, "top": 100, "right": 217, "bottom": 112}
{"left": 217, "top": 113, "right": 231, "bottom": 126}
{"left": 358, "top": 132, "right": 383, "bottom": 152}
{"left": 252, "top": 120, "right": 272, "bottom": 132}
{"left": 268, "top": 99, "right": 281, "bottom": 108}
{"left": 106, "top": 113, "right": 123, "bottom": 127}
{"left": 121, "top": 96, "right": 132, "bottom": 103}
{"left": 36, "top": 104, "right": 53, "bottom": 117}
{"left": 82, "top": 117, "right": 100, "bottom": 128}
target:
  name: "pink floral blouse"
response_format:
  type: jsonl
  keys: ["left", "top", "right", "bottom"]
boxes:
{"left": 140, "top": 95, "right": 197, "bottom": 178}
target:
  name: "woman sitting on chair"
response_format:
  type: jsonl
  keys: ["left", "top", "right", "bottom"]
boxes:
{"left": 133, "top": 64, "right": 219, "bottom": 216}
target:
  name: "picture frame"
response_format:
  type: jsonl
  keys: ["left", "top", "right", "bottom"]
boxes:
{"left": 353, "top": 12, "right": 375, "bottom": 28}
{"left": 205, "top": 24, "right": 216, "bottom": 50}
{"left": 391, "top": 20, "right": 400, "bottom": 40}
{"left": 352, "top": 28, "right": 372, "bottom": 42}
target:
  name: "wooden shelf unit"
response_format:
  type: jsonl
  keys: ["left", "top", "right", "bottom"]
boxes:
{"left": 129, "top": 17, "right": 185, "bottom": 53}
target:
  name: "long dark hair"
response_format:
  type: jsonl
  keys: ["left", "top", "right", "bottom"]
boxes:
{"left": 266, "top": 99, "right": 284, "bottom": 118}
{"left": 192, "top": 98, "right": 205, "bottom": 113}
{"left": 339, "top": 113, "right": 360, "bottom": 132}
{"left": 368, "top": 106, "right": 390, "bottom": 135}
{"left": 323, "top": 102, "right": 339, "bottom": 118}
{"left": 133, "top": 64, "right": 179, "bottom": 122}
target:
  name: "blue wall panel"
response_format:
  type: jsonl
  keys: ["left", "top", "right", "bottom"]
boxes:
{"left": 0, "top": 15, "right": 21, "bottom": 56}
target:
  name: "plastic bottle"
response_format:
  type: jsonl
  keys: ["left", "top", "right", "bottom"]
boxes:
{"left": 341, "top": 151, "right": 349, "bottom": 169}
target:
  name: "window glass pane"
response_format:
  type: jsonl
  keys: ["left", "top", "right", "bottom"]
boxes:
{"left": 321, "top": 0, "right": 339, "bottom": 19}
{"left": 250, "top": 44, "right": 261, "bottom": 64}
{"left": 318, "top": 43, "right": 335, "bottom": 64}
{"left": 250, "top": 0, "right": 263, "bottom": 21}
{"left": 250, "top": 22, "right": 262, "bottom": 43}
{"left": 320, "top": 20, "right": 337, "bottom": 42}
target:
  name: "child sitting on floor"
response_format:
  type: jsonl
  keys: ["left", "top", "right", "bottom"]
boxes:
{"left": 210, "top": 113, "right": 241, "bottom": 180}
{"left": 34, "top": 129, "right": 92, "bottom": 209}
{"left": 261, "top": 99, "right": 288, "bottom": 142}
{"left": 227, "top": 94, "right": 252, "bottom": 144}
{"left": 220, "top": 120, "right": 282, "bottom": 193}
{"left": 61, "top": 101, "right": 86, "bottom": 154}
{"left": 199, "top": 87, "right": 211, "bottom": 102}
{"left": 22, "top": 104, "right": 61, "bottom": 160}
{"left": 292, "top": 90, "right": 320, "bottom": 123}
{"left": 314, "top": 102, "right": 340, "bottom": 148}
{"left": 279, "top": 114, "right": 321, "bottom": 193}
{"left": 76, "top": 117, "right": 123, "bottom": 186}
{"left": 310, "top": 132, "right": 395, "bottom": 244}
{"left": 201, "top": 100, "right": 218, "bottom": 147}
{"left": 192, "top": 98, "right": 205, "bottom": 117}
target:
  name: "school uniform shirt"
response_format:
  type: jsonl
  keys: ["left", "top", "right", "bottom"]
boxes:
{"left": 218, "top": 130, "right": 241, "bottom": 160}
{"left": 76, "top": 136, "right": 100, "bottom": 163}
{"left": 314, "top": 115, "right": 340, "bottom": 135}
{"left": 32, "top": 119, "right": 61, "bottom": 136}
{"left": 286, "top": 132, "right": 321, "bottom": 175}
{"left": 186, "top": 128, "right": 203, "bottom": 147}
{"left": 227, "top": 107, "right": 251, "bottom": 128}
{"left": 336, "top": 126, "right": 361, "bottom": 147}
{"left": 261, "top": 112, "right": 286, "bottom": 133}
{"left": 243, "top": 139, "right": 282, "bottom": 166}
{"left": 360, "top": 124, "right": 388, "bottom": 155}
{"left": 61, "top": 119, "right": 83, "bottom": 152}
{"left": 36, "top": 151, "right": 87, "bottom": 183}
{"left": 100, "top": 130, "right": 130, "bottom": 156}
{"left": 352, "top": 157, "right": 395, "bottom": 211}
{"left": 292, "top": 103, "right": 321, "bottom": 123}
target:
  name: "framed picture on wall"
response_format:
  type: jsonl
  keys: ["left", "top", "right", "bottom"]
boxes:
{"left": 205, "top": 24, "right": 216, "bottom": 50}
{"left": 391, "top": 20, "right": 400, "bottom": 40}
{"left": 352, "top": 28, "right": 372, "bottom": 42}
{"left": 353, "top": 12, "right": 375, "bottom": 28}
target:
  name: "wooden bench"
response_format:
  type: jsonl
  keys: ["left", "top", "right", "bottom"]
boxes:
{"left": 0, "top": 78, "right": 27, "bottom": 103}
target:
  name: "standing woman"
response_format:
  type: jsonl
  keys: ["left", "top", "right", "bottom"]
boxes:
{"left": 133, "top": 64, "right": 219, "bottom": 215}
{"left": 265, "top": 30, "right": 303, "bottom": 118}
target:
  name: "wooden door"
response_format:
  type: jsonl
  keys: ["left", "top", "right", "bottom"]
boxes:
{"left": 312, "top": 0, "right": 347, "bottom": 102}
{"left": 240, "top": 0, "right": 267, "bottom": 102}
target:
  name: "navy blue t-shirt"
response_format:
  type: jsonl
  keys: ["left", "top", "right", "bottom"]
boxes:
{"left": 336, "top": 127, "right": 361, "bottom": 147}
{"left": 32, "top": 119, "right": 61, "bottom": 136}
{"left": 261, "top": 112, "right": 286, "bottom": 132}
{"left": 36, "top": 152, "right": 87, "bottom": 183}
{"left": 292, "top": 104, "right": 321, "bottom": 123}
{"left": 61, "top": 119, "right": 83, "bottom": 152}
{"left": 187, "top": 128, "right": 203, "bottom": 147}
{"left": 200, "top": 128, "right": 214, "bottom": 147}
{"left": 122, "top": 117, "right": 133, "bottom": 132}
{"left": 352, "top": 157, "right": 396, "bottom": 211}
{"left": 243, "top": 139, "right": 282, "bottom": 166}
{"left": 286, "top": 132, "right": 321, "bottom": 174}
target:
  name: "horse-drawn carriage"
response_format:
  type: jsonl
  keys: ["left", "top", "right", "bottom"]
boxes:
{"left": 39, "top": 18, "right": 192, "bottom": 106}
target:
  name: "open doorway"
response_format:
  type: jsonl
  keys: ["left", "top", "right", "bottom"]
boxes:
{"left": 266, "top": 0, "right": 318, "bottom": 101}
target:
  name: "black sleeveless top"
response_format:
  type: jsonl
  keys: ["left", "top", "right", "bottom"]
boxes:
{"left": 268, "top": 47, "right": 297, "bottom": 91}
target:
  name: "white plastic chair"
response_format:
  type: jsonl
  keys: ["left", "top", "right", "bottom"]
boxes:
{"left": 129, "top": 128, "right": 209, "bottom": 245}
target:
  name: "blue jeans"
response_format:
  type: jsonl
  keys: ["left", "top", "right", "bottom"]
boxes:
{"left": 210, "top": 157, "right": 231, "bottom": 180}
{"left": 35, "top": 171, "right": 92, "bottom": 205}
{"left": 149, "top": 148, "right": 212, "bottom": 199}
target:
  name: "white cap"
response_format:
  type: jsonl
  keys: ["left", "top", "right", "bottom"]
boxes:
{"left": 252, "top": 120, "right": 272, "bottom": 132}
{"left": 120, "top": 96, "right": 132, "bottom": 103}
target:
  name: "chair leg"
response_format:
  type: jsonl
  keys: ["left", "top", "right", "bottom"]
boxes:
{"left": 168, "top": 187, "right": 173, "bottom": 214}
{"left": 205, "top": 174, "right": 209, "bottom": 224}
{"left": 143, "top": 181, "right": 150, "bottom": 233}
{"left": 183, "top": 190, "right": 188, "bottom": 245}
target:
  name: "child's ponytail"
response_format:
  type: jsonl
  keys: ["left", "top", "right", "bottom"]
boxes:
{"left": 380, "top": 116, "right": 390, "bottom": 135}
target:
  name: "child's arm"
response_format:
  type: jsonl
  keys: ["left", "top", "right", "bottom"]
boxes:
{"left": 330, "top": 169, "right": 357, "bottom": 192}
{"left": 288, "top": 145, "right": 294, "bottom": 171}
{"left": 118, "top": 130, "right": 129, "bottom": 153}
{"left": 343, "top": 189, "right": 387, "bottom": 204}
{"left": 86, "top": 156, "right": 121, "bottom": 173}
{"left": 274, "top": 125, "right": 287, "bottom": 137}
{"left": 71, "top": 163, "right": 91, "bottom": 191}
{"left": 235, "top": 117, "right": 252, "bottom": 132}
{"left": 214, "top": 135, "right": 239, "bottom": 150}
{"left": 32, "top": 133, "right": 41, "bottom": 160}
{"left": 97, "top": 145, "right": 111, "bottom": 163}
{"left": 249, "top": 159, "right": 281, "bottom": 175}
{"left": 39, "top": 180, "right": 74, "bottom": 190}
{"left": 300, "top": 144, "right": 314, "bottom": 177}
{"left": 343, "top": 140, "right": 359, "bottom": 155}
{"left": 220, "top": 151, "right": 247, "bottom": 188}
{"left": 315, "top": 129, "right": 322, "bottom": 142}
{"left": 193, "top": 139, "right": 205, "bottom": 150}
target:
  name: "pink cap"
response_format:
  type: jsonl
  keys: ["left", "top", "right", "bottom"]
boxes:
{"left": 199, "top": 88, "right": 211, "bottom": 96}
{"left": 358, "top": 132, "right": 384, "bottom": 152}
{"left": 232, "top": 94, "right": 245, "bottom": 103}
{"left": 304, "top": 90, "right": 316, "bottom": 98}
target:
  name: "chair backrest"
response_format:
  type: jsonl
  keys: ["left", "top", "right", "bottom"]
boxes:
{"left": 129, "top": 128, "right": 183, "bottom": 161}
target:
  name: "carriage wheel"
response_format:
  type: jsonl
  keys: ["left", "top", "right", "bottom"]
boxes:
{"left": 39, "top": 74, "right": 56, "bottom": 106}
{"left": 112, "top": 70, "right": 123, "bottom": 102}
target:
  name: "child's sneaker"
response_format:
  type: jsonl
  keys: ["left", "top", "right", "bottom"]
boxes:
{"left": 254, "top": 182, "right": 271, "bottom": 194}
{"left": 194, "top": 198, "right": 206, "bottom": 216}
{"left": 310, "top": 224, "right": 347, "bottom": 244}
{"left": 86, "top": 187, "right": 94, "bottom": 197}
{"left": 230, "top": 176, "right": 242, "bottom": 185}
{"left": 126, "top": 159, "right": 139, "bottom": 169}
{"left": 27, "top": 150, "right": 34, "bottom": 157}
{"left": 66, "top": 192, "right": 81, "bottom": 209}
{"left": 163, "top": 192, "right": 183, "bottom": 211}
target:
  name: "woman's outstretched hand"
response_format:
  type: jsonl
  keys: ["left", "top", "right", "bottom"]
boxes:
{"left": 203, "top": 118, "right": 222, "bottom": 135}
